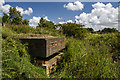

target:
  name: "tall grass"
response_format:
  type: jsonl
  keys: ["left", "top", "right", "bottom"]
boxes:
{"left": 2, "top": 24, "right": 120, "bottom": 78}
{"left": 5, "top": 24, "right": 64, "bottom": 37}
{"left": 2, "top": 27, "right": 47, "bottom": 79}
{"left": 2, "top": 24, "right": 65, "bottom": 78}
{"left": 52, "top": 33, "right": 120, "bottom": 78}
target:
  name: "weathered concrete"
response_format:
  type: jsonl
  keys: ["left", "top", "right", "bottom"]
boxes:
{"left": 18, "top": 34, "right": 65, "bottom": 75}
{"left": 18, "top": 34, "right": 65, "bottom": 58}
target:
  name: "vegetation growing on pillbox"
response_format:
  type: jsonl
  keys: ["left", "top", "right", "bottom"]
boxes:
{"left": 1, "top": 6, "right": 120, "bottom": 79}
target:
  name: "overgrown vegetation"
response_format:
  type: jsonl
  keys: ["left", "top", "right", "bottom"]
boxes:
{"left": 37, "top": 17, "right": 55, "bottom": 29}
{"left": 52, "top": 33, "right": 120, "bottom": 78}
{"left": 2, "top": 27, "right": 47, "bottom": 79}
{"left": 56, "top": 23, "right": 87, "bottom": 39}
{"left": 97, "top": 28, "right": 119, "bottom": 34}
{"left": 1, "top": 7, "right": 120, "bottom": 79}
{"left": 2, "top": 24, "right": 120, "bottom": 78}
{"left": 2, "top": 7, "right": 29, "bottom": 25}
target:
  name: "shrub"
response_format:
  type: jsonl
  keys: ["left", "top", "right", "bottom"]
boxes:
{"left": 52, "top": 33, "right": 119, "bottom": 78}
{"left": 2, "top": 27, "right": 47, "bottom": 79}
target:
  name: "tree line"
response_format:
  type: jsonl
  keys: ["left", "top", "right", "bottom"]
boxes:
{"left": 2, "top": 7, "right": 119, "bottom": 38}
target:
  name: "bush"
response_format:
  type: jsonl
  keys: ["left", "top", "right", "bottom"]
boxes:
{"left": 58, "top": 23, "right": 87, "bottom": 39}
{"left": 2, "top": 27, "right": 47, "bottom": 79}
{"left": 52, "top": 33, "right": 119, "bottom": 78}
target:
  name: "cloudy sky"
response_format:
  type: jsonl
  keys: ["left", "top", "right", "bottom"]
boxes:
{"left": 0, "top": 0, "right": 119, "bottom": 31}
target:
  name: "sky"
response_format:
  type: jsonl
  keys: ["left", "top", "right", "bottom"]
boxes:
{"left": 0, "top": 0, "right": 119, "bottom": 31}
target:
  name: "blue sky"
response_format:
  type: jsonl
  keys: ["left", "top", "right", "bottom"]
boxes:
{"left": 0, "top": 0, "right": 119, "bottom": 31}
{"left": 5, "top": 2, "right": 118, "bottom": 24}
{"left": 5, "top": 0, "right": 120, "bottom": 2}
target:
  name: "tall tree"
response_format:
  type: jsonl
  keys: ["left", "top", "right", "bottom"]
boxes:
{"left": 9, "top": 7, "right": 13, "bottom": 21}
{"left": 2, "top": 13, "right": 9, "bottom": 24}
{"left": 9, "top": 7, "right": 22, "bottom": 25}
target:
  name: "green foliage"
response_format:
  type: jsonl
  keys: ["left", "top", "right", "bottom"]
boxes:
{"left": 101, "top": 28, "right": 118, "bottom": 33}
{"left": 2, "top": 18, "right": 120, "bottom": 79}
{"left": 39, "top": 17, "right": 44, "bottom": 24}
{"left": 57, "top": 23, "right": 87, "bottom": 39}
{"left": 52, "top": 33, "right": 120, "bottom": 78}
{"left": 2, "top": 27, "right": 48, "bottom": 79}
{"left": 4, "top": 24, "right": 64, "bottom": 37}
{"left": 42, "top": 21, "right": 55, "bottom": 29}
{"left": 1, "top": 7, "right": 23, "bottom": 25}
{"left": 96, "top": 28, "right": 119, "bottom": 34}
{"left": 2, "top": 13, "right": 10, "bottom": 24}
{"left": 37, "top": 17, "right": 55, "bottom": 29}
{"left": 6, "top": 24, "right": 37, "bottom": 34}
{"left": 12, "top": 16, "right": 22, "bottom": 25}
{"left": 2, "top": 7, "right": 29, "bottom": 26}
{"left": 22, "top": 19, "right": 29, "bottom": 25}
{"left": 86, "top": 28, "right": 94, "bottom": 33}
{"left": 9, "top": 7, "right": 23, "bottom": 25}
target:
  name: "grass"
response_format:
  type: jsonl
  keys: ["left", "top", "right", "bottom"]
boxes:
{"left": 51, "top": 33, "right": 120, "bottom": 78}
{"left": 5, "top": 24, "right": 64, "bottom": 37}
{"left": 2, "top": 24, "right": 120, "bottom": 79}
{"left": 2, "top": 26, "right": 48, "bottom": 79}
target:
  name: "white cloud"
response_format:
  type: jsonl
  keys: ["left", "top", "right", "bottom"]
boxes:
{"left": 75, "top": 2, "right": 118, "bottom": 31}
{"left": 58, "top": 17, "right": 62, "bottom": 20}
{"left": 16, "top": 6, "right": 33, "bottom": 15}
{"left": 0, "top": 0, "right": 33, "bottom": 15}
{"left": 58, "top": 20, "right": 73, "bottom": 24}
{"left": 0, "top": 0, "right": 11, "bottom": 13}
{"left": 92, "top": 2, "right": 105, "bottom": 9}
{"left": 1, "top": 4, "right": 11, "bottom": 13}
{"left": 58, "top": 22, "right": 66, "bottom": 24}
{"left": 67, "top": 20, "right": 73, "bottom": 23}
{"left": 29, "top": 16, "right": 41, "bottom": 27}
{"left": 0, "top": 0, "right": 4, "bottom": 6}
{"left": 24, "top": 8, "right": 33, "bottom": 15}
{"left": 29, "top": 16, "right": 50, "bottom": 27}
{"left": 44, "top": 16, "right": 50, "bottom": 21}
{"left": 64, "top": 1, "right": 84, "bottom": 11}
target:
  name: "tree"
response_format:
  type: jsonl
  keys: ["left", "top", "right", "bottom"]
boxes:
{"left": 42, "top": 21, "right": 55, "bottom": 29}
{"left": 59, "top": 22, "right": 86, "bottom": 39}
{"left": 9, "top": 7, "right": 22, "bottom": 25}
{"left": 101, "top": 28, "right": 118, "bottom": 33}
{"left": 23, "top": 19, "right": 29, "bottom": 25}
{"left": 2, "top": 13, "right": 9, "bottom": 24}
{"left": 9, "top": 7, "right": 13, "bottom": 21}
{"left": 12, "top": 16, "right": 22, "bottom": 25}
{"left": 40, "top": 17, "right": 45, "bottom": 24}
{"left": 38, "top": 17, "right": 45, "bottom": 27}
{"left": 37, "top": 18, "right": 55, "bottom": 29}
{"left": 86, "top": 28, "right": 94, "bottom": 33}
